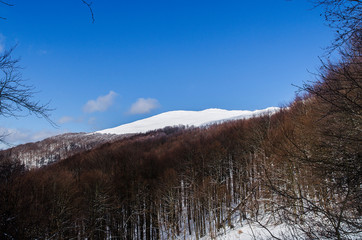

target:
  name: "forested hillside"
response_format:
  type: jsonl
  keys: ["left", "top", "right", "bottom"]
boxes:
{"left": 0, "top": 1, "right": 361, "bottom": 239}
{"left": 0, "top": 132, "right": 127, "bottom": 168}
{"left": 0, "top": 36, "right": 360, "bottom": 238}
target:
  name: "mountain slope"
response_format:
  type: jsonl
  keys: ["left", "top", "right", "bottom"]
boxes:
{"left": 0, "top": 132, "right": 126, "bottom": 168}
{"left": 97, "top": 107, "right": 279, "bottom": 135}
{"left": 0, "top": 107, "right": 279, "bottom": 168}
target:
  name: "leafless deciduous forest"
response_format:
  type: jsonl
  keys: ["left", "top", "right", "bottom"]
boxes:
{"left": 0, "top": 0, "right": 361, "bottom": 239}
{"left": 0, "top": 39, "right": 360, "bottom": 237}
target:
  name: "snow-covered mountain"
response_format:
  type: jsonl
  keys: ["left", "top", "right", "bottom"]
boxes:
{"left": 1, "top": 107, "right": 279, "bottom": 169}
{"left": 97, "top": 107, "right": 280, "bottom": 135}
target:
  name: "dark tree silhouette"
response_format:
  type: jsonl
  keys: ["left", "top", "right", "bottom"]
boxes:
{"left": 0, "top": 47, "right": 53, "bottom": 143}
{"left": 0, "top": 0, "right": 95, "bottom": 22}
{"left": 312, "top": 0, "right": 361, "bottom": 52}
{"left": 0, "top": 0, "right": 95, "bottom": 143}
{"left": 0, "top": 48, "right": 52, "bottom": 120}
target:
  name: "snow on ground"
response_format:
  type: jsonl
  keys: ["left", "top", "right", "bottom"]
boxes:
{"left": 200, "top": 222, "right": 294, "bottom": 240}
{"left": 200, "top": 219, "right": 362, "bottom": 240}
{"left": 97, "top": 107, "right": 280, "bottom": 135}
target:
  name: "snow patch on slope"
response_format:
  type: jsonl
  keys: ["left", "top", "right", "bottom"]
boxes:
{"left": 97, "top": 107, "right": 279, "bottom": 135}
{"left": 200, "top": 223, "right": 288, "bottom": 240}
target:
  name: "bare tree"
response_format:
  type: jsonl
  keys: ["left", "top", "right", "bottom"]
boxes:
{"left": 0, "top": 47, "right": 53, "bottom": 143}
{"left": 81, "top": 0, "right": 95, "bottom": 23}
{"left": 0, "top": 0, "right": 96, "bottom": 143}
{"left": 261, "top": 2, "right": 362, "bottom": 239}
{"left": 0, "top": 0, "right": 95, "bottom": 22}
{"left": 0, "top": 48, "right": 52, "bottom": 119}
{"left": 312, "top": 0, "right": 361, "bottom": 52}
{"left": 0, "top": 0, "right": 14, "bottom": 20}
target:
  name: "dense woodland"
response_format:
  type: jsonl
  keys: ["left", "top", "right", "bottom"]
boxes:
{"left": 0, "top": 35, "right": 361, "bottom": 239}
{"left": 0, "top": 1, "right": 361, "bottom": 239}
{"left": 0, "top": 133, "right": 127, "bottom": 168}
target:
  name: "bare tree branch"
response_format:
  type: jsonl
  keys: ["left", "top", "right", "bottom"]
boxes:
{"left": 81, "top": 0, "right": 95, "bottom": 23}
{"left": 1, "top": 1, "right": 95, "bottom": 22}
{"left": 0, "top": 47, "right": 55, "bottom": 127}
{"left": 0, "top": 1, "right": 14, "bottom": 7}
{"left": 311, "top": 0, "right": 362, "bottom": 53}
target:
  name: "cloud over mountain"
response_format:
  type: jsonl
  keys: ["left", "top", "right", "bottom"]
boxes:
{"left": 0, "top": 127, "right": 62, "bottom": 149}
{"left": 129, "top": 98, "right": 160, "bottom": 115}
{"left": 83, "top": 91, "right": 117, "bottom": 113}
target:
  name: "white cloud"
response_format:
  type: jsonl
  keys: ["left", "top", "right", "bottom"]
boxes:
{"left": 0, "top": 127, "right": 63, "bottom": 149}
{"left": 31, "top": 131, "right": 60, "bottom": 141}
{"left": 129, "top": 98, "right": 160, "bottom": 115}
{"left": 83, "top": 91, "right": 117, "bottom": 113}
{"left": 58, "top": 116, "right": 83, "bottom": 124}
{"left": 88, "top": 117, "right": 97, "bottom": 125}
{"left": 58, "top": 116, "right": 74, "bottom": 124}
{"left": 38, "top": 49, "right": 48, "bottom": 55}
{"left": 0, "top": 33, "right": 5, "bottom": 53}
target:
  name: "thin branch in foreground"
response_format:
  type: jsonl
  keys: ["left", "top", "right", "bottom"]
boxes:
{"left": 0, "top": 1, "right": 14, "bottom": 7}
{"left": 81, "top": 0, "right": 95, "bottom": 23}
{"left": 0, "top": 47, "right": 56, "bottom": 127}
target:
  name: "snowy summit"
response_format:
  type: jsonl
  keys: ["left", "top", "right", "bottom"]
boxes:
{"left": 96, "top": 107, "right": 280, "bottom": 135}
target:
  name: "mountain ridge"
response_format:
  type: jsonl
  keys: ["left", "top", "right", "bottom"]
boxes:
{"left": 96, "top": 107, "right": 280, "bottom": 135}
{"left": 0, "top": 107, "right": 279, "bottom": 168}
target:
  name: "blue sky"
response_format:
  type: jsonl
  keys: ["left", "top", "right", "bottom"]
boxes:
{"left": 0, "top": 0, "right": 334, "bottom": 146}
